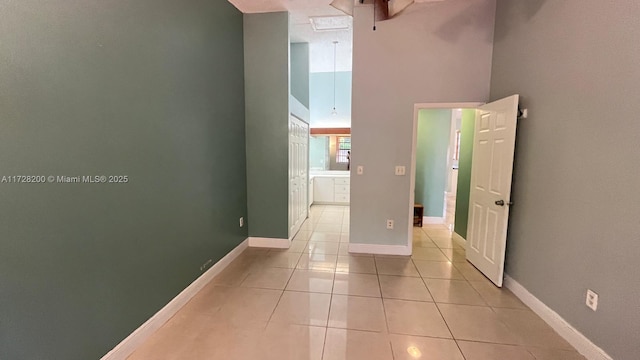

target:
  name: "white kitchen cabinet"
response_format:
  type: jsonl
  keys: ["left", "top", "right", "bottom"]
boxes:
{"left": 313, "top": 177, "right": 335, "bottom": 203}
{"left": 334, "top": 193, "right": 350, "bottom": 203}
{"left": 313, "top": 176, "right": 350, "bottom": 204}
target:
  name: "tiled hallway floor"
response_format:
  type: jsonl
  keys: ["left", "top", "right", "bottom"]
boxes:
{"left": 129, "top": 205, "right": 585, "bottom": 360}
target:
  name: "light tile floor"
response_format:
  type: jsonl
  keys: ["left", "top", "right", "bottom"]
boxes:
{"left": 129, "top": 205, "right": 585, "bottom": 360}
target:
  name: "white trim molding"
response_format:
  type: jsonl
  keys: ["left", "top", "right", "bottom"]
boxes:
{"left": 504, "top": 275, "right": 613, "bottom": 360}
{"left": 423, "top": 216, "right": 444, "bottom": 224}
{"left": 451, "top": 232, "right": 466, "bottom": 248}
{"left": 101, "top": 238, "right": 249, "bottom": 360}
{"left": 349, "top": 243, "right": 411, "bottom": 256}
{"left": 248, "top": 236, "right": 290, "bottom": 249}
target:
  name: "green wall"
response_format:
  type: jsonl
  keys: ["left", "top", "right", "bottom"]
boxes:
{"left": 0, "top": 1, "right": 247, "bottom": 359}
{"left": 453, "top": 109, "right": 476, "bottom": 239}
{"left": 415, "top": 110, "right": 451, "bottom": 217}
{"left": 244, "top": 12, "right": 290, "bottom": 239}
{"left": 491, "top": 1, "right": 640, "bottom": 358}
{"left": 290, "top": 43, "right": 310, "bottom": 108}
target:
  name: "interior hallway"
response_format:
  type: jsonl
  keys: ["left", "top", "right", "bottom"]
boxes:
{"left": 129, "top": 205, "right": 585, "bottom": 360}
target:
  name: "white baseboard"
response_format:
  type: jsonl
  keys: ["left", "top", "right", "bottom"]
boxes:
{"left": 349, "top": 243, "right": 411, "bottom": 256}
{"left": 504, "top": 275, "right": 613, "bottom": 360}
{"left": 423, "top": 216, "right": 444, "bottom": 224}
{"left": 101, "top": 238, "right": 249, "bottom": 360}
{"left": 452, "top": 232, "right": 466, "bottom": 248}
{"left": 248, "top": 236, "right": 290, "bottom": 249}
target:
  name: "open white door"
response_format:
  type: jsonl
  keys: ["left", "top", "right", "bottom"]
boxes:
{"left": 466, "top": 95, "right": 519, "bottom": 287}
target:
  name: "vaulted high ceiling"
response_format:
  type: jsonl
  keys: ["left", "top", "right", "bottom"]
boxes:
{"left": 228, "top": 0, "right": 353, "bottom": 72}
{"left": 228, "top": 1, "right": 448, "bottom": 72}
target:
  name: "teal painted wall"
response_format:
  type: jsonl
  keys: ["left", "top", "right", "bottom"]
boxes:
{"left": 244, "top": 12, "right": 290, "bottom": 239}
{"left": 415, "top": 110, "right": 452, "bottom": 217}
{"left": 491, "top": 2, "right": 640, "bottom": 358}
{"left": 290, "top": 43, "right": 310, "bottom": 108}
{"left": 310, "top": 71, "right": 352, "bottom": 126}
{"left": 454, "top": 109, "right": 476, "bottom": 238}
{"left": 0, "top": 1, "right": 247, "bottom": 359}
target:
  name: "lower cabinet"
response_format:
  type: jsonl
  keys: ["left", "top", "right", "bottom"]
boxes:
{"left": 313, "top": 177, "right": 335, "bottom": 203}
{"left": 313, "top": 177, "right": 350, "bottom": 204}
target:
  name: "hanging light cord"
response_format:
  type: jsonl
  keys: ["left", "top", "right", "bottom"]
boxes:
{"left": 333, "top": 41, "right": 337, "bottom": 114}
{"left": 373, "top": 1, "right": 376, "bottom": 31}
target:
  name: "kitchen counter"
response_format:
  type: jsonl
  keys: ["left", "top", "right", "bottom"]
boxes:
{"left": 310, "top": 171, "right": 350, "bottom": 179}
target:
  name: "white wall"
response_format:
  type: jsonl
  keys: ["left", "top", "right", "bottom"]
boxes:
{"left": 350, "top": 0, "right": 496, "bottom": 247}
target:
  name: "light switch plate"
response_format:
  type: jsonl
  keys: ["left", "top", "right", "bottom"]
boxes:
{"left": 395, "top": 166, "right": 406, "bottom": 176}
{"left": 586, "top": 289, "right": 598, "bottom": 311}
{"left": 357, "top": 166, "right": 364, "bottom": 175}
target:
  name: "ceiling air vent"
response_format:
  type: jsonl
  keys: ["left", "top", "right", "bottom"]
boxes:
{"left": 309, "top": 16, "right": 352, "bottom": 32}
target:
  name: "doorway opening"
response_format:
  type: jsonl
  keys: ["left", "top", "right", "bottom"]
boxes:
{"left": 413, "top": 108, "right": 466, "bottom": 231}
{"left": 409, "top": 97, "right": 520, "bottom": 287}
{"left": 409, "top": 102, "right": 482, "bottom": 254}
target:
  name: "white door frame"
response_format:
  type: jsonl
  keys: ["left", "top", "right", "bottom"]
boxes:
{"left": 408, "top": 102, "right": 484, "bottom": 252}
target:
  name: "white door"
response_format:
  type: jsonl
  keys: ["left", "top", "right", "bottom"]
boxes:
{"left": 309, "top": 178, "right": 314, "bottom": 208}
{"left": 289, "top": 115, "right": 309, "bottom": 237}
{"left": 466, "top": 95, "right": 519, "bottom": 287}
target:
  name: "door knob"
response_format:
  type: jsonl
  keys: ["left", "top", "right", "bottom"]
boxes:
{"left": 495, "top": 200, "right": 513, "bottom": 206}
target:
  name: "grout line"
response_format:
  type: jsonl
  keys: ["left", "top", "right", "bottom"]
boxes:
{"left": 373, "top": 257, "right": 392, "bottom": 336}
{"left": 320, "top": 205, "right": 344, "bottom": 355}
{"left": 265, "top": 289, "right": 286, "bottom": 325}
{"left": 322, "top": 226, "right": 338, "bottom": 360}
{"left": 264, "top": 261, "right": 297, "bottom": 325}
{"left": 412, "top": 257, "right": 437, "bottom": 303}
{"left": 410, "top": 254, "right": 468, "bottom": 360}
{"left": 388, "top": 337, "right": 397, "bottom": 360}
{"left": 432, "top": 300, "right": 468, "bottom": 359}
{"left": 320, "top": 323, "right": 329, "bottom": 360}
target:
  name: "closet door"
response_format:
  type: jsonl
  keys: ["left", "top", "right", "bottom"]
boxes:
{"left": 289, "top": 115, "right": 309, "bottom": 237}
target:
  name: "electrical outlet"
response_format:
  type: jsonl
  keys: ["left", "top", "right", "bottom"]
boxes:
{"left": 395, "top": 166, "right": 406, "bottom": 176}
{"left": 357, "top": 166, "right": 364, "bottom": 175}
{"left": 239, "top": 216, "right": 244, "bottom": 228}
{"left": 200, "top": 259, "right": 213, "bottom": 272}
{"left": 386, "top": 219, "right": 394, "bottom": 230}
{"left": 586, "top": 289, "right": 598, "bottom": 311}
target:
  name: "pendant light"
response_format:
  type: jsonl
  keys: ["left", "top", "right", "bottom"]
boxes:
{"left": 331, "top": 41, "right": 338, "bottom": 116}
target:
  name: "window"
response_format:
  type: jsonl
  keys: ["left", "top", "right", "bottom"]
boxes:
{"left": 336, "top": 136, "right": 351, "bottom": 163}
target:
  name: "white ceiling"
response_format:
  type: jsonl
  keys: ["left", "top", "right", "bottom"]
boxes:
{"left": 228, "top": 0, "right": 353, "bottom": 72}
